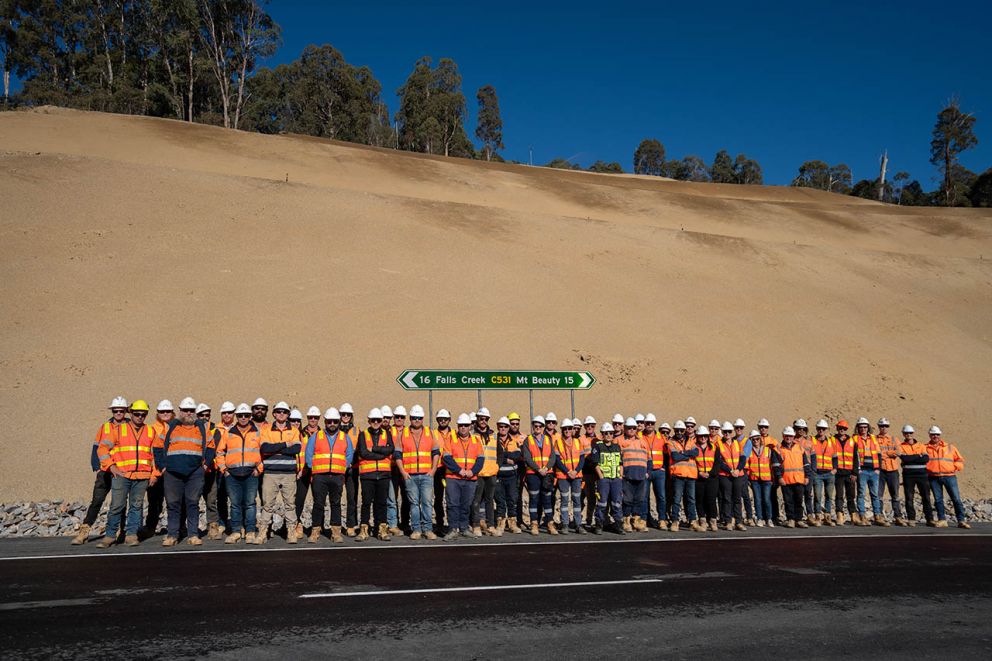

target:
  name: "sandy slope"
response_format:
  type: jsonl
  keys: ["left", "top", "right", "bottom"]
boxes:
{"left": 1, "top": 106, "right": 990, "bottom": 502}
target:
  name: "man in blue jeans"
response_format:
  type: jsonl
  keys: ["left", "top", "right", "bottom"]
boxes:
{"left": 395, "top": 405, "right": 439, "bottom": 540}
{"left": 668, "top": 420, "right": 701, "bottom": 531}
{"left": 156, "top": 397, "right": 214, "bottom": 547}
{"left": 854, "top": 417, "right": 887, "bottom": 527}
{"left": 926, "top": 426, "right": 971, "bottom": 529}
{"left": 641, "top": 414, "right": 668, "bottom": 530}
{"left": 589, "top": 423, "right": 624, "bottom": 534}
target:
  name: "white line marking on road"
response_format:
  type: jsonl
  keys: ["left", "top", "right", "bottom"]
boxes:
{"left": 0, "top": 532, "right": 987, "bottom": 562}
{"left": 299, "top": 579, "right": 664, "bottom": 599}
{"left": 770, "top": 566, "right": 830, "bottom": 575}
{"left": 0, "top": 598, "right": 102, "bottom": 610}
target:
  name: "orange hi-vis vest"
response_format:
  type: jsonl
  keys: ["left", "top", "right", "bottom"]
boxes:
{"left": 668, "top": 439, "right": 698, "bottom": 479}
{"left": 779, "top": 444, "right": 807, "bottom": 485}
{"left": 218, "top": 425, "right": 263, "bottom": 476}
{"left": 399, "top": 427, "right": 436, "bottom": 475}
{"left": 620, "top": 436, "right": 648, "bottom": 470}
{"left": 812, "top": 437, "right": 838, "bottom": 471}
{"left": 312, "top": 429, "right": 349, "bottom": 475}
{"left": 107, "top": 422, "right": 156, "bottom": 479}
{"left": 877, "top": 433, "right": 900, "bottom": 471}
{"left": 926, "top": 440, "right": 964, "bottom": 477}
{"left": 448, "top": 434, "right": 482, "bottom": 481}
{"left": 835, "top": 436, "right": 856, "bottom": 471}
{"left": 94, "top": 420, "right": 121, "bottom": 471}
{"left": 644, "top": 432, "right": 666, "bottom": 471}
{"left": 297, "top": 425, "right": 321, "bottom": 472}
{"left": 856, "top": 434, "right": 881, "bottom": 469}
{"left": 747, "top": 445, "right": 773, "bottom": 481}
{"left": 555, "top": 435, "right": 583, "bottom": 479}
{"left": 478, "top": 434, "right": 499, "bottom": 478}
{"left": 358, "top": 429, "right": 393, "bottom": 474}
{"left": 525, "top": 434, "right": 554, "bottom": 475}
{"left": 716, "top": 439, "right": 740, "bottom": 477}
{"left": 695, "top": 442, "right": 716, "bottom": 475}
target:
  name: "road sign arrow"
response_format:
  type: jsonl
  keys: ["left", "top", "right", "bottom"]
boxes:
{"left": 402, "top": 371, "right": 419, "bottom": 389}
{"left": 578, "top": 372, "right": 593, "bottom": 389}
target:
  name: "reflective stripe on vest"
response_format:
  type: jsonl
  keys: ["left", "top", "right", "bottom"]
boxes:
{"left": 694, "top": 444, "right": 716, "bottom": 473}
{"left": 747, "top": 446, "right": 772, "bottom": 481}
{"left": 359, "top": 430, "right": 391, "bottom": 473}
{"left": 110, "top": 423, "right": 155, "bottom": 473}
{"left": 717, "top": 440, "right": 740, "bottom": 476}
{"left": 312, "top": 429, "right": 349, "bottom": 474}
{"left": 780, "top": 445, "right": 807, "bottom": 485}
{"left": 644, "top": 433, "right": 666, "bottom": 469}
{"left": 525, "top": 435, "right": 553, "bottom": 474}
{"left": 668, "top": 439, "right": 698, "bottom": 479}
{"left": 401, "top": 428, "right": 435, "bottom": 475}
{"left": 449, "top": 435, "right": 481, "bottom": 480}
{"left": 836, "top": 437, "right": 855, "bottom": 470}
{"left": 856, "top": 435, "right": 881, "bottom": 468}
{"left": 813, "top": 438, "right": 836, "bottom": 470}
{"left": 555, "top": 436, "right": 583, "bottom": 477}
{"left": 621, "top": 438, "right": 648, "bottom": 471}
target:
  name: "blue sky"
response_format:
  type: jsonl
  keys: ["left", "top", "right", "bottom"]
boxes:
{"left": 265, "top": 0, "right": 990, "bottom": 186}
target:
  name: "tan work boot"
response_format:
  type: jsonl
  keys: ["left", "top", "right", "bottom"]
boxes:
{"left": 472, "top": 526, "right": 483, "bottom": 537}
{"left": 162, "top": 536, "right": 177, "bottom": 547}
{"left": 308, "top": 527, "right": 322, "bottom": 544}
{"left": 330, "top": 526, "right": 344, "bottom": 543}
{"left": 958, "top": 521, "right": 971, "bottom": 529}
{"left": 295, "top": 522, "right": 304, "bottom": 538}
{"left": 95, "top": 536, "right": 115, "bottom": 549}
{"left": 836, "top": 512, "right": 846, "bottom": 525}
{"left": 797, "top": 520, "right": 809, "bottom": 528}
{"left": 785, "top": 520, "right": 796, "bottom": 528}
{"left": 874, "top": 514, "right": 890, "bottom": 527}
{"left": 670, "top": 521, "right": 680, "bottom": 532}
{"left": 493, "top": 517, "right": 505, "bottom": 537}
{"left": 894, "top": 517, "right": 906, "bottom": 527}
{"left": 409, "top": 531, "right": 422, "bottom": 540}
{"left": 480, "top": 521, "right": 489, "bottom": 536}
{"left": 905, "top": 519, "right": 916, "bottom": 527}
{"left": 388, "top": 526, "right": 403, "bottom": 536}
{"left": 548, "top": 521, "right": 559, "bottom": 535}
{"left": 735, "top": 521, "right": 746, "bottom": 531}
{"left": 187, "top": 536, "right": 203, "bottom": 546}
{"left": 934, "top": 519, "right": 948, "bottom": 528}
{"left": 708, "top": 520, "right": 718, "bottom": 532}
{"left": 635, "top": 516, "right": 649, "bottom": 532}
{"left": 690, "top": 521, "right": 704, "bottom": 532}
{"left": 530, "top": 522, "right": 539, "bottom": 536}
{"left": 225, "top": 531, "right": 243, "bottom": 544}
{"left": 808, "top": 514, "right": 820, "bottom": 527}
{"left": 622, "top": 516, "right": 633, "bottom": 532}
{"left": 256, "top": 525, "right": 269, "bottom": 544}
{"left": 850, "top": 512, "right": 861, "bottom": 525}
{"left": 508, "top": 519, "right": 521, "bottom": 534}
{"left": 345, "top": 527, "right": 356, "bottom": 537}
{"left": 424, "top": 531, "right": 438, "bottom": 540}
{"left": 377, "top": 523, "right": 391, "bottom": 541}
{"left": 71, "top": 524, "right": 92, "bottom": 545}
{"left": 287, "top": 525, "right": 299, "bottom": 544}
{"left": 356, "top": 524, "right": 370, "bottom": 541}
{"left": 125, "top": 535, "right": 140, "bottom": 547}
{"left": 244, "top": 531, "right": 256, "bottom": 544}
{"left": 207, "top": 522, "right": 223, "bottom": 540}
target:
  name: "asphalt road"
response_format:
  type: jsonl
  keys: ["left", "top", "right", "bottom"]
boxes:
{"left": 2, "top": 527, "right": 990, "bottom": 660}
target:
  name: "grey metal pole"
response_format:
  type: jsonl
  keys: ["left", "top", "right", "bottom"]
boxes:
{"left": 477, "top": 390, "right": 482, "bottom": 410}
{"left": 429, "top": 390, "right": 433, "bottom": 423}
{"left": 570, "top": 389, "right": 575, "bottom": 418}
{"left": 529, "top": 390, "right": 534, "bottom": 423}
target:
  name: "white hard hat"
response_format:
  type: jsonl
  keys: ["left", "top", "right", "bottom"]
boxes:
{"left": 381, "top": 405, "right": 393, "bottom": 417}
{"left": 645, "top": 413, "right": 657, "bottom": 423}
{"left": 306, "top": 406, "right": 321, "bottom": 417}
{"left": 339, "top": 402, "right": 354, "bottom": 414}
{"left": 584, "top": 416, "right": 597, "bottom": 425}
{"left": 709, "top": 419, "right": 720, "bottom": 428}
{"left": 902, "top": 424, "right": 914, "bottom": 433}
{"left": 195, "top": 403, "right": 211, "bottom": 414}
{"left": 674, "top": 420, "right": 687, "bottom": 430}
{"left": 273, "top": 401, "right": 290, "bottom": 412}
{"left": 660, "top": 422, "right": 672, "bottom": 430}
{"left": 109, "top": 396, "right": 129, "bottom": 409}
{"left": 601, "top": 422, "right": 614, "bottom": 433}
{"left": 253, "top": 397, "right": 268, "bottom": 408}
{"left": 612, "top": 413, "right": 624, "bottom": 424}
{"left": 157, "top": 399, "right": 174, "bottom": 412}
{"left": 721, "top": 421, "right": 733, "bottom": 432}
{"left": 235, "top": 403, "right": 251, "bottom": 415}
{"left": 572, "top": 418, "right": 582, "bottom": 427}
{"left": 624, "top": 417, "right": 637, "bottom": 428}
{"left": 532, "top": 415, "right": 546, "bottom": 425}
{"left": 393, "top": 405, "right": 407, "bottom": 417}
{"left": 562, "top": 418, "right": 573, "bottom": 427}
{"left": 368, "top": 408, "right": 383, "bottom": 419}
{"left": 929, "top": 426, "right": 941, "bottom": 435}
{"left": 410, "top": 405, "right": 425, "bottom": 418}
{"left": 289, "top": 409, "right": 303, "bottom": 421}
{"left": 477, "top": 407, "right": 491, "bottom": 417}
{"left": 635, "top": 413, "right": 645, "bottom": 422}
{"left": 794, "top": 419, "right": 808, "bottom": 428}
{"left": 436, "top": 409, "right": 451, "bottom": 419}
{"left": 457, "top": 413, "right": 472, "bottom": 425}
{"left": 470, "top": 412, "right": 477, "bottom": 422}
{"left": 324, "top": 407, "right": 340, "bottom": 420}
{"left": 750, "top": 429, "right": 760, "bottom": 438}
{"left": 696, "top": 427, "right": 710, "bottom": 436}
{"left": 179, "top": 397, "right": 196, "bottom": 410}
{"left": 545, "top": 412, "right": 557, "bottom": 422}
{"left": 856, "top": 417, "right": 869, "bottom": 425}
{"left": 734, "top": 418, "right": 746, "bottom": 427}
{"left": 878, "top": 417, "right": 890, "bottom": 426}
{"left": 783, "top": 426, "right": 795, "bottom": 437}
{"left": 497, "top": 416, "right": 510, "bottom": 426}
{"left": 685, "top": 416, "right": 697, "bottom": 425}
{"left": 220, "top": 401, "right": 236, "bottom": 414}
{"left": 816, "top": 419, "right": 829, "bottom": 429}
{"left": 758, "top": 418, "right": 770, "bottom": 427}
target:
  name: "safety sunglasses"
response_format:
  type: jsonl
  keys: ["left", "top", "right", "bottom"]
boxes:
{"left": 131, "top": 411, "right": 148, "bottom": 418}
{"left": 111, "top": 408, "right": 127, "bottom": 414}
{"left": 307, "top": 416, "right": 320, "bottom": 420}
{"left": 236, "top": 413, "right": 251, "bottom": 419}
{"left": 196, "top": 412, "right": 211, "bottom": 418}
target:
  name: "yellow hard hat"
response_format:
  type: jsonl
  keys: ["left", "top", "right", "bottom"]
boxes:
{"left": 130, "top": 399, "right": 150, "bottom": 412}
{"left": 507, "top": 412, "right": 520, "bottom": 421}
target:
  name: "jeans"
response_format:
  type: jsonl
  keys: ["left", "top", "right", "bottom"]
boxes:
{"left": 557, "top": 477, "right": 582, "bottom": 527}
{"left": 106, "top": 476, "right": 148, "bottom": 537}
{"left": 495, "top": 472, "right": 519, "bottom": 519}
{"left": 880, "top": 470, "right": 902, "bottom": 518}
{"left": 858, "top": 470, "right": 882, "bottom": 516}
{"left": 525, "top": 473, "right": 555, "bottom": 525}
{"left": 835, "top": 473, "right": 857, "bottom": 514}
{"left": 670, "top": 477, "right": 697, "bottom": 522}
{"left": 622, "top": 478, "right": 646, "bottom": 518}
{"left": 596, "top": 477, "right": 623, "bottom": 527}
{"left": 903, "top": 472, "right": 933, "bottom": 522}
{"left": 386, "top": 472, "right": 399, "bottom": 528}
{"left": 226, "top": 473, "right": 259, "bottom": 533}
{"left": 83, "top": 470, "right": 113, "bottom": 526}
{"left": 646, "top": 470, "right": 667, "bottom": 525}
{"left": 471, "top": 475, "right": 497, "bottom": 527}
{"left": 445, "top": 478, "right": 477, "bottom": 532}
{"left": 813, "top": 472, "right": 835, "bottom": 514}
{"left": 803, "top": 480, "right": 814, "bottom": 518}
{"left": 310, "top": 473, "right": 345, "bottom": 528}
{"left": 750, "top": 480, "right": 772, "bottom": 521}
{"left": 782, "top": 483, "right": 805, "bottom": 522}
{"left": 929, "top": 475, "right": 966, "bottom": 521}
{"left": 164, "top": 467, "right": 205, "bottom": 539}
{"left": 360, "top": 476, "right": 391, "bottom": 527}
{"left": 404, "top": 473, "right": 434, "bottom": 533}
{"left": 740, "top": 477, "right": 753, "bottom": 519}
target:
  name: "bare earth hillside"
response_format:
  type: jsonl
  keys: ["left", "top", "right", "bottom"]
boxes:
{"left": 1, "top": 106, "right": 990, "bottom": 501}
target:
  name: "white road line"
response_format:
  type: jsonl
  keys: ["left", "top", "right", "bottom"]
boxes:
{"left": 0, "top": 598, "right": 102, "bottom": 610}
{"left": 0, "top": 532, "right": 987, "bottom": 562}
{"left": 299, "top": 579, "right": 664, "bottom": 599}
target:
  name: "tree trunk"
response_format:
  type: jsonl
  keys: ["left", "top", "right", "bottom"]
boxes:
{"left": 233, "top": 56, "right": 248, "bottom": 130}
{"left": 877, "top": 151, "right": 887, "bottom": 202}
{"left": 187, "top": 45, "right": 195, "bottom": 122}
{"left": 944, "top": 147, "right": 952, "bottom": 206}
{"left": 3, "top": 68, "right": 9, "bottom": 100}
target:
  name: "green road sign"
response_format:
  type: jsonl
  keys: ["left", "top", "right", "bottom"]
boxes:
{"left": 397, "top": 370, "right": 595, "bottom": 391}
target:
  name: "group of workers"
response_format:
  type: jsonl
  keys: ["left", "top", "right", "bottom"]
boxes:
{"left": 72, "top": 396, "right": 973, "bottom": 549}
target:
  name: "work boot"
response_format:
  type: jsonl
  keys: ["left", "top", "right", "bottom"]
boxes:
{"left": 669, "top": 521, "right": 680, "bottom": 532}
{"left": 559, "top": 522, "right": 570, "bottom": 535}
{"left": 480, "top": 521, "right": 489, "bottom": 536}
{"left": 926, "top": 519, "right": 937, "bottom": 527}
{"left": 849, "top": 513, "right": 860, "bottom": 525}
{"left": 295, "top": 522, "right": 304, "bottom": 539}
{"left": 807, "top": 515, "right": 819, "bottom": 527}
{"left": 70, "top": 524, "right": 92, "bottom": 545}
{"left": 388, "top": 526, "right": 403, "bottom": 536}
{"left": 187, "top": 536, "right": 203, "bottom": 546}
{"left": 797, "top": 520, "right": 809, "bottom": 529}
{"left": 162, "top": 536, "right": 177, "bottom": 547}
{"left": 934, "top": 519, "right": 948, "bottom": 528}
{"left": 207, "top": 523, "right": 223, "bottom": 541}
{"left": 356, "top": 524, "right": 370, "bottom": 541}
{"left": 425, "top": 531, "right": 438, "bottom": 540}
{"left": 658, "top": 520, "right": 670, "bottom": 531}
{"left": 225, "top": 531, "right": 243, "bottom": 544}
{"left": 377, "top": 524, "right": 391, "bottom": 541}
{"left": 735, "top": 522, "right": 747, "bottom": 531}
{"left": 574, "top": 522, "right": 587, "bottom": 535}
{"left": 443, "top": 529, "right": 460, "bottom": 541}
{"left": 409, "top": 531, "right": 422, "bottom": 540}
{"left": 708, "top": 520, "right": 718, "bottom": 532}
{"left": 547, "top": 521, "right": 559, "bottom": 535}
{"left": 958, "top": 521, "right": 971, "bottom": 529}
{"left": 308, "top": 527, "right": 322, "bottom": 544}
{"left": 256, "top": 525, "right": 269, "bottom": 543}
{"left": 125, "top": 535, "right": 140, "bottom": 547}
{"left": 244, "top": 531, "right": 256, "bottom": 544}
{"left": 590, "top": 523, "right": 602, "bottom": 534}
{"left": 472, "top": 526, "right": 483, "bottom": 537}
{"left": 690, "top": 521, "right": 704, "bottom": 532}
{"left": 836, "top": 512, "right": 847, "bottom": 526}
{"left": 330, "top": 526, "right": 344, "bottom": 543}
{"left": 95, "top": 536, "right": 115, "bottom": 549}
{"left": 766, "top": 520, "right": 775, "bottom": 527}
{"left": 894, "top": 517, "right": 906, "bottom": 527}
{"left": 530, "top": 522, "right": 539, "bottom": 536}
{"left": 756, "top": 520, "right": 765, "bottom": 527}
{"left": 874, "top": 515, "right": 890, "bottom": 527}
{"left": 493, "top": 518, "right": 505, "bottom": 537}
{"left": 906, "top": 519, "right": 917, "bottom": 527}
{"left": 345, "top": 527, "right": 357, "bottom": 537}
{"left": 622, "top": 517, "right": 633, "bottom": 533}
{"left": 461, "top": 528, "right": 476, "bottom": 539}
{"left": 508, "top": 519, "right": 521, "bottom": 534}
{"left": 786, "top": 520, "right": 796, "bottom": 528}
{"left": 287, "top": 525, "right": 299, "bottom": 544}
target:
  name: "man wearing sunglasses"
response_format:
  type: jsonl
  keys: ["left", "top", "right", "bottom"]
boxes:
{"left": 196, "top": 403, "right": 227, "bottom": 540}
{"left": 158, "top": 397, "right": 215, "bottom": 547}
{"left": 433, "top": 409, "right": 453, "bottom": 535}
{"left": 296, "top": 406, "right": 323, "bottom": 537}
{"left": 339, "top": 403, "right": 361, "bottom": 536}
{"left": 251, "top": 398, "right": 269, "bottom": 425}
{"left": 258, "top": 401, "right": 303, "bottom": 543}
{"left": 219, "top": 403, "right": 264, "bottom": 544}
{"left": 522, "top": 415, "right": 558, "bottom": 535}
{"left": 72, "top": 396, "right": 129, "bottom": 545}
{"left": 141, "top": 399, "right": 175, "bottom": 539}
{"left": 442, "top": 413, "right": 484, "bottom": 540}
{"left": 394, "top": 405, "right": 439, "bottom": 540}
{"left": 357, "top": 408, "right": 395, "bottom": 541}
